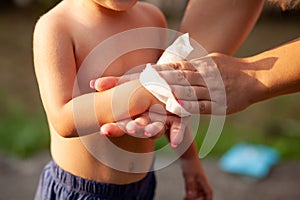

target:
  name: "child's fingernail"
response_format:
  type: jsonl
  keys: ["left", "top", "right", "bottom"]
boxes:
{"left": 171, "top": 143, "right": 178, "bottom": 148}
{"left": 90, "top": 80, "right": 95, "bottom": 89}
{"left": 177, "top": 100, "right": 184, "bottom": 106}
{"left": 127, "top": 130, "right": 136, "bottom": 135}
{"left": 100, "top": 131, "right": 110, "bottom": 136}
{"left": 144, "top": 132, "right": 152, "bottom": 137}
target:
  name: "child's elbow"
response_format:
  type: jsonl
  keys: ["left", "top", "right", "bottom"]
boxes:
{"left": 49, "top": 111, "right": 78, "bottom": 138}
{"left": 52, "top": 119, "right": 77, "bottom": 138}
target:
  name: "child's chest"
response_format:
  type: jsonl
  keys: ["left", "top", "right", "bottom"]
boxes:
{"left": 73, "top": 22, "right": 163, "bottom": 78}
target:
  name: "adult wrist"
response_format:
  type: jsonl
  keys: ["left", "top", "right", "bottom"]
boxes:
{"left": 244, "top": 56, "right": 272, "bottom": 104}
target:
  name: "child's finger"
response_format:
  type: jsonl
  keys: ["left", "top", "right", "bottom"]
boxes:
{"left": 134, "top": 113, "right": 151, "bottom": 126}
{"left": 90, "top": 76, "right": 120, "bottom": 91}
{"left": 140, "top": 111, "right": 166, "bottom": 138}
{"left": 125, "top": 120, "right": 146, "bottom": 136}
{"left": 169, "top": 117, "right": 189, "bottom": 148}
{"left": 99, "top": 123, "right": 125, "bottom": 137}
{"left": 144, "top": 121, "right": 165, "bottom": 138}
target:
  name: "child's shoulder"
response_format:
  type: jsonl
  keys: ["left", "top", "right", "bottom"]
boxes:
{"left": 34, "top": 1, "right": 71, "bottom": 37}
{"left": 135, "top": 2, "right": 167, "bottom": 28}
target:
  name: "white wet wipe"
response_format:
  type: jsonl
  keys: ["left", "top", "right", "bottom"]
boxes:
{"left": 140, "top": 33, "right": 193, "bottom": 117}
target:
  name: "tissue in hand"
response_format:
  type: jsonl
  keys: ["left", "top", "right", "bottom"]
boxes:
{"left": 139, "top": 33, "right": 193, "bottom": 117}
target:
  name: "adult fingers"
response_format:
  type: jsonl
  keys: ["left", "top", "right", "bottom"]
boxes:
{"left": 152, "top": 61, "right": 196, "bottom": 71}
{"left": 179, "top": 100, "right": 227, "bottom": 115}
{"left": 158, "top": 70, "right": 206, "bottom": 86}
{"left": 119, "top": 62, "right": 206, "bottom": 87}
{"left": 170, "top": 85, "right": 210, "bottom": 101}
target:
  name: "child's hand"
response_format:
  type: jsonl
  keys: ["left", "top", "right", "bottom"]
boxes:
{"left": 181, "top": 157, "right": 213, "bottom": 200}
{"left": 98, "top": 111, "right": 189, "bottom": 147}
{"left": 90, "top": 76, "right": 189, "bottom": 145}
{"left": 99, "top": 112, "right": 154, "bottom": 137}
{"left": 144, "top": 112, "right": 190, "bottom": 148}
{"left": 90, "top": 76, "right": 121, "bottom": 92}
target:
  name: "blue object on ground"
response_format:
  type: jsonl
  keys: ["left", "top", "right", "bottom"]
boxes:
{"left": 219, "top": 143, "right": 280, "bottom": 178}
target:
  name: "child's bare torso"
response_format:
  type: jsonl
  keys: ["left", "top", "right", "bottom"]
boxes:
{"left": 49, "top": 0, "right": 166, "bottom": 184}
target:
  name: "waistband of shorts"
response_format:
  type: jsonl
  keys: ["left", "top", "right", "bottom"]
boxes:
{"left": 47, "top": 160, "right": 153, "bottom": 197}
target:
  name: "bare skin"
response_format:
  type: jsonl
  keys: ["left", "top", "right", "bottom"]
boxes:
{"left": 99, "top": 0, "right": 300, "bottom": 144}
{"left": 34, "top": 0, "right": 212, "bottom": 198}
{"left": 93, "top": 0, "right": 267, "bottom": 141}
{"left": 161, "top": 38, "right": 300, "bottom": 115}
{"left": 34, "top": 0, "right": 167, "bottom": 184}
{"left": 89, "top": 0, "right": 299, "bottom": 197}
{"left": 180, "top": 0, "right": 265, "bottom": 55}
{"left": 94, "top": 38, "right": 300, "bottom": 136}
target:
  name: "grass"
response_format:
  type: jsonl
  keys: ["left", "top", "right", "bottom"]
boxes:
{"left": 0, "top": 92, "right": 49, "bottom": 158}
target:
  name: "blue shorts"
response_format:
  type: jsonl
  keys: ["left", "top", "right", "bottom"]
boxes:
{"left": 34, "top": 160, "right": 156, "bottom": 200}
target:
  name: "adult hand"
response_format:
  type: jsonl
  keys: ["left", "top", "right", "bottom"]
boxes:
{"left": 153, "top": 52, "right": 268, "bottom": 115}
{"left": 189, "top": 53, "right": 267, "bottom": 114}
{"left": 90, "top": 55, "right": 227, "bottom": 115}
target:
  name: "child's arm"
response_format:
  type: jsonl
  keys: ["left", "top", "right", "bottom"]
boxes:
{"left": 91, "top": 77, "right": 191, "bottom": 145}
{"left": 33, "top": 15, "right": 161, "bottom": 138}
{"left": 175, "top": 127, "right": 212, "bottom": 200}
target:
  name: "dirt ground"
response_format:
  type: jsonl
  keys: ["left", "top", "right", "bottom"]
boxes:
{"left": 0, "top": 152, "right": 300, "bottom": 200}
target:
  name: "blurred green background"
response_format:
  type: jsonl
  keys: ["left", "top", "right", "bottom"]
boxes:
{"left": 0, "top": 0, "right": 299, "bottom": 159}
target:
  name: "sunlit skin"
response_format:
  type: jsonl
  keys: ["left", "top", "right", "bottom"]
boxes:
{"left": 33, "top": 0, "right": 212, "bottom": 199}
{"left": 99, "top": 0, "right": 300, "bottom": 147}
{"left": 95, "top": 0, "right": 300, "bottom": 194}
{"left": 96, "top": 0, "right": 266, "bottom": 137}
{"left": 34, "top": 0, "right": 165, "bottom": 185}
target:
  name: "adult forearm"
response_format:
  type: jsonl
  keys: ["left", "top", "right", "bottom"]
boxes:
{"left": 190, "top": 38, "right": 300, "bottom": 114}
{"left": 249, "top": 38, "right": 300, "bottom": 102}
{"left": 180, "top": 0, "right": 265, "bottom": 54}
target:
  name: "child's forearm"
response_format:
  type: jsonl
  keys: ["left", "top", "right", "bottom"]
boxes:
{"left": 177, "top": 126, "right": 212, "bottom": 199}
{"left": 180, "top": 141, "right": 199, "bottom": 161}
{"left": 94, "top": 80, "right": 154, "bottom": 123}
{"left": 53, "top": 80, "right": 158, "bottom": 137}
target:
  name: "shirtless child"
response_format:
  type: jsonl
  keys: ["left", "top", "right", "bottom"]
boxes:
{"left": 33, "top": 0, "right": 211, "bottom": 199}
